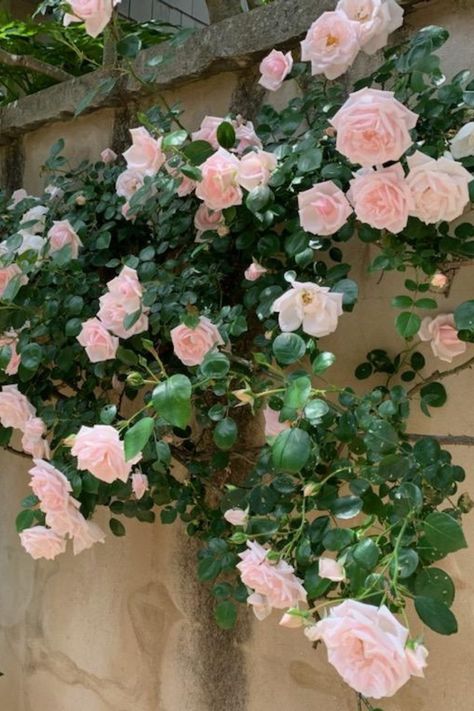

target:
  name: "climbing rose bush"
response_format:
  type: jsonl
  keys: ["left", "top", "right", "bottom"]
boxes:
{"left": 1, "top": 4, "right": 474, "bottom": 707}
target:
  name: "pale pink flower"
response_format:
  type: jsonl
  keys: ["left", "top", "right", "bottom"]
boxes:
{"left": 171, "top": 316, "right": 224, "bottom": 367}
{"left": 98, "top": 269, "right": 148, "bottom": 340}
{"left": 192, "top": 116, "right": 223, "bottom": 149}
{"left": 301, "top": 11, "right": 361, "bottom": 80}
{"left": 247, "top": 592, "right": 272, "bottom": 620}
{"left": 337, "top": 0, "right": 404, "bottom": 55}
{"left": 237, "top": 541, "right": 307, "bottom": 616}
{"left": 196, "top": 149, "right": 243, "bottom": 210}
{"left": 115, "top": 168, "right": 145, "bottom": 200}
{"left": 279, "top": 612, "right": 304, "bottom": 628}
{"left": 450, "top": 122, "right": 474, "bottom": 160}
{"left": 9, "top": 189, "right": 29, "bottom": 207}
{"left": 165, "top": 162, "right": 196, "bottom": 197}
{"left": 71, "top": 424, "right": 141, "bottom": 483}
{"left": 259, "top": 49, "right": 293, "bottom": 91}
{"left": 194, "top": 204, "right": 228, "bottom": 239}
{"left": 0, "top": 264, "right": 28, "bottom": 298}
{"left": 123, "top": 127, "right": 165, "bottom": 176}
{"left": 234, "top": 117, "right": 262, "bottom": 154}
{"left": 224, "top": 508, "right": 248, "bottom": 526}
{"left": 131, "top": 471, "right": 149, "bottom": 500}
{"left": 348, "top": 164, "right": 413, "bottom": 233}
{"left": 44, "top": 185, "right": 63, "bottom": 200}
{"left": 419, "top": 314, "right": 467, "bottom": 363}
{"left": 406, "top": 151, "right": 471, "bottom": 224}
{"left": 306, "top": 600, "right": 427, "bottom": 699}
{"left": 406, "top": 643, "right": 429, "bottom": 678}
{"left": 319, "top": 557, "right": 346, "bottom": 582}
{"left": 47, "top": 220, "right": 83, "bottom": 259}
{"left": 77, "top": 318, "right": 118, "bottom": 363}
{"left": 45, "top": 499, "right": 83, "bottom": 536}
{"left": 64, "top": 0, "right": 120, "bottom": 38}
{"left": 29, "top": 459, "right": 71, "bottom": 512}
{"left": 272, "top": 281, "right": 344, "bottom": 337}
{"left": 22, "top": 418, "right": 50, "bottom": 459}
{"left": 107, "top": 265, "right": 143, "bottom": 300}
{"left": 0, "top": 330, "right": 21, "bottom": 375}
{"left": 330, "top": 88, "right": 418, "bottom": 167}
{"left": 245, "top": 260, "right": 267, "bottom": 282}
{"left": 101, "top": 148, "right": 118, "bottom": 163}
{"left": 20, "top": 205, "right": 48, "bottom": 234}
{"left": 298, "top": 181, "right": 352, "bottom": 236}
{"left": 0, "top": 384, "right": 35, "bottom": 430}
{"left": 72, "top": 519, "right": 106, "bottom": 555}
{"left": 19, "top": 526, "right": 66, "bottom": 560}
{"left": 121, "top": 203, "right": 133, "bottom": 221}
{"left": 263, "top": 405, "right": 290, "bottom": 438}
{"left": 430, "top": 272, "right": 449, "bottom": 290}
{"left": 238, "top": 150, "right": 277, "bottom": 192}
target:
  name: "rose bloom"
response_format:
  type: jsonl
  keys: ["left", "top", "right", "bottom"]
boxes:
{"left": 263, "top": 405, "right": 290, "bottom": 438}
{"left": 0, "top": 330, "right": 21, "bottom": 375}
{"left": 224, "top": 508, "right": 248, "bottom": 526}
{"left": 298, "top": 180, "right": 352, "bottom": 236}
{"left": 192, "top": 116, "right": 223, "bottom": 150}
{"left": 29, "top": 459, "right": 71, "bottom": 513}
{"left": 72, "top": 518, "right": 106, "bottom": 555}
{"left": 171, "top": 316, "right": 224, "bottom": 367}
{"left": 131, "top": 471, "right": 149, "bottom": 500}
{"left": 259, "top": 49, "right": 293, "bottom": 91}
{"left": 0, "top": 384, "right": 36, "bottom": 430}
{"left": 101, "top": 147, "right": 118, "bottom": 163}
{"left": 195, "top": 148, "right": 243, "bottom": 210}
{"left": 305, "top": 600, "right": 428, "bottom": 699}
{"left": 77, "top": 318, "right": 118, "bottom": 363}
{"left": 123, "top": 126, "right": 165, "bottom": 176}
{"left": 337, "top": 0, "right": 404, "bottom": 55}
{"left": 19, "top": 526, "right": 66, "bottom": 560}
{"left": 301, "top": 11, "right": 360, "bottom": 80}
{"left": 64, "top": 0, "right": 121, "bottom": 38}
{"left": 406, "top": 151, "right": 471, "bottom": 224}
{"left": 44, "top": 184, "right": 64, "bottom": 200}
{"left": 237, "top": 541, "right": 307, "bottom": 619}
{"left": 245, "top": 260, "right": 267, "bottom": 282}
{"left": 450, "top": 122, "right": 474, "bottom": 159}
{"left": 17, "top": 231, "right": 46, "bottom": 256}
{"left": 279, "top": 612, "right": 304, "bottom": 629}
{"left": 233, "top": 117, "right": 263, "bottom": 154}
{"left": 20, "top": 204, "right": 48, "bottom": 234}
{"left": 419, "top": 314, "right": 467, "bottom": 363}
{"left": 22, "top": 418, "right": 50, "bottom": 459}
{"left": 115, "top": 168, "right": 145, "bottom": 200}
{"left": 45, "top": 498, "right": 83, "bottom": 536}
{"left": 319, "top": 557, "right": 346, "bottom": 582}
{"left": 430, "top": 272, "right": 449, "bottom": 290}
{"left": 0, "top": 264, "right": 28, "bottom": 298}
{"left": 272, "top": 281, "right": 344, "bottom": 338}
{"left": 9, "top": 188, "right": 29, "bottom": 207}
{"left": 107, "top": 265, "right": 143, "bottom": 300}
{"left": 47, "top": 220, "right": 83, "bottom": 259}
{"left": 238, "top": 150, "right": 277, "bottom": 192}
{"left": 71, "top": 424, "right": 141, "bottom": 483}
{"left": 97, "top": 292, "right": 148, "bottom": 340}
{"left": 194, "top": 204, "right": 228, "bottom": 239}
{"left": 330, "top": 88, "right": 418, "bottom": 167}
{"left": 348, "top": 164, "right": 413, "bottom": 233}
{"left": 165, "top": 162, "right": 196, "bottom": 197}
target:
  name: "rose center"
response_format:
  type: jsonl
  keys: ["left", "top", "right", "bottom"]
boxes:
{"left": 326, "top": 34, "right": 339, "bottom": 48}
{"left": 302, "top": 291, "right": 314, "bottom": 306}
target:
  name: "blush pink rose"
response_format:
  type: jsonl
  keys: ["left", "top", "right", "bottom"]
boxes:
{"left": 259, "top": 49, "right": 293, "bottom": 91}
{"left": 98, "top": 291, "right": 149, "bottom": 339}
{"left": 123, "top": 127, "right": 165, "bottom": 176}
{"left": 131, "top": 471, "right": 149, "bottom": 500}
{"left": 301, "top": 11, "right": 360, "bottom": 80}
{"left": 306, "top": 600, "right": 427, "bottom": 699}
{"left": 336, "top": 0, "right": 404, "bottom": 55}
{"left": 22, "top": 419, "right": 50, "bottom": 459}
{"left": 298, "top": 181, "right": 352, "bottom": 236}
{"left": 101, "top": 148, "right": 117, "bottom": 163}
{"left": 330, "top": 88, "right": 418, "bottom": 167}
{"left": 19, "top": 526, "right": 66, "bottom": 560}
{"left": 9, "top": 189, "right": 29, "bottom": 207}
{"left": 272, "top": 281, "right": 344, "bottom": 337}
{"left": 45, "top": 498, "right": 83, "bottom": 536}
{"left": 224, "top": 508, "right": 248, "bottom": 526}
{"left": 0, "top": 330, "right": 21, "bottom": 375}
{"left": 406, "top": 151, "right": 472, "bottom": 224}
{"left": 263, "top": 405, "right": 290, "bottom": 438}
{"left": 165, "top": 163, "right": 196, "bottom": 197}
{"left": 196, "top": 149, "right": 243, "bottom": 210}
{"left": 115, "top": 168, "right": 145, "bottom": 200}
{"left": 0, "top": 384, "right": 36, "bottom": 430}
{"left": 72, "top": 518, "right": 106, "bottom": 555}
{"left": 419, "top": 314, "right": 467, "bottom": 363}
{"left": 238, "top": 150, "right": 277, "bottom": 192}
{"left": 29, "top": 459, "right": 71, "bottom": 512}
{"left": 430, "top": 272, "right": 449, "bottom": 290}
{"left": 194, "top": 204, "right": 228, "bottom": 239}
{"left": 245, "top": 260, "right": 267, "bottom": 281}
{"left": 450, "top": 122, "right": 474, "bottom": 160}
{"left": 47, "top": 220, "right": 83, "bottom": 259}
{"left": 107, "top": 265, "right": 143, "bottom": 300}
{"left": 64, "top": 0, "right": 120, "bottom": 38}
{"left": 192, "top": 116, "right": 223, "bottom": 150}
{"left": 319, "top": 557, "right": 346, "bottom": 582}
{"left": 77, "top": 318, "right": 118, "bottom": 363}
{"left": 237, "top": 541, "right": 307, "bottom": 619}
{"left": 348, "top": 164, "right": 413, "bottom": 233}
{"left": 0, "top": 264, "right": 28, "bottom": 298}
{"left": 234, "top": 117, "right": 263, "bottom": 154}
{"left": 171, "top": 316, "right": 224, "bottom": 367}
{"left": 71, "top": 424, "right": 141, "bottom": 483}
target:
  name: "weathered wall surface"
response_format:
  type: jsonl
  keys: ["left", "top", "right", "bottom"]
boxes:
{"left": 1, "top": 1, "right": 474, "bottom": 710}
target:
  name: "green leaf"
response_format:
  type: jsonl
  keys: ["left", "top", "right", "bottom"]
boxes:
{"left": 271, "top": 428, "right": 311, "bottom": 473}
{"left": 20, "top": 343, "right": 43, "bottom": 372}
{"left": 332, "top": 279, "right": 358, "bottom": 306}
{"left": 16, "top": 509, "right": 34, "bottom": 532}
{"left": 330, "top": 496, "right": 363, "bottom": 520}
{"left": 454, "top": 300, "right": 474, "bottom": 331}
{"left": 304, "top": 564, "right": 332, "bottom": 598}
{"left": 124, "top": 417, "right": 154, "bottom": 461}
{"left": 415, "top": 298, "right": 437, "bottom": 310}
{"left": 246, "top": 185, "right": 272, "bottom": 214}
{"left": 415, "top": 596, "right": 457, "bottom": 635}
{"left": 182, "top": 140, "right": 214, "bottom": 166}
{"left": 422, "top": 512, "right": 467, "bottom": 555}
{"left": 117, "top": 34, "right": 142, "bottom": 58}
{"left": 420, "top": 382, "right": 447, "bottom": 408}
{"left": 283, "top": 376, "right": 311, "bottom": 410}
{"left": 353, "top": 539, "right": 380, "bottom": 569}
{"left": 214, "top": 600, "right": 237, "bottom": 630}
{"left": 152, "top": 374, "right": 192, "bottom": 429}
{"left": 272, "top": 333, "right": 306, "bottom": 364}
{"left": 415, "top": 568, "right": 455, "bottom": 607}
{"left": 392, "top": 295, "right": 413, "bottom": 308}
{"left": 396, "top": 548, "right": 419, "bottom": 578}
{"left": 213, "top": 418, "right": 238, "bottom": 450}
{"left": 323, "top": 528, "right": 354, "bottom": 551}
{"left": 312, "top": 351, "right": 336, "bottom": 374}
{"left": 162, "top": 130, "right": 188, "bottom": 150}
{"left": 199, "top": 351, "right": 230, "bottom": 379}
{"left": 396, "top": 312, "right": 421, "bottom": 338}
{"left": 304, "top": 399, "right": 329, "bottom": 424}
{"left": 297, "top": 148, "right": 323, "bottom": 173}
{"left": 364, "top": 421, "right": 398, "bottom": 454}
{"left": 100, "top": 404, "right": 117, "bottom": 425}
{"left": 109, "top": 518, "right": 126, "bottom": 537}
{"left": 216, "top": 121, "right": 236, "bottom": 150}
{"left": 198, "top": 557, "right": 221, "bottom": 582}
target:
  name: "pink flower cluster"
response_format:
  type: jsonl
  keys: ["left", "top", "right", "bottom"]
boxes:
{"left": 19, "top": 459, "right": 105, "bottom": 560}
{"left": 192, "top": 115, "right": 262, "bottom": 154}
{"left": 0, "top": 385, "right": 49, "bottom": 458}
{"left": 64, "top": 0, "right": 121, "bottom": 39}
{"left": 116, "top": 127, "right": 165, "bottom": 216}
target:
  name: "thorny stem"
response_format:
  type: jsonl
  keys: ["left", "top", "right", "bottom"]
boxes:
{"left": 407, "top": 354, "right": 474, "bottom": 398}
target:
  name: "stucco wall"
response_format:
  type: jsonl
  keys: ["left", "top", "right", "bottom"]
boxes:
{"left": 1, "top": 2, "right": 474, "bottom": 710}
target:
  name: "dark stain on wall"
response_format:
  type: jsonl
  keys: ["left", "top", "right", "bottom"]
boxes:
{"left": 2, "top": 137, "right": 25, "bottom": 196}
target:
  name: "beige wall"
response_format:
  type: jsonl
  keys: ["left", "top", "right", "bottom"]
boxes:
{"left": 1, "top": 2, "right": 474, "bottom": 710}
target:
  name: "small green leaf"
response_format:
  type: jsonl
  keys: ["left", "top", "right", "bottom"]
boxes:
{"left": 182, "top": 140, "right": 214, "bottom": 166}
{"left": 213, "top": 418, "right": 238, "bottom": 450}
{"left": 415, "top": 568, "right": 455, "bottom": 606}
{"left": 216, "top": 121, "right": 236, "bottom": 150}
{"left": 109, "top": 518, "right": 126, "bottom": 537}
{"left": 396, "top": 312, "right": 421, "bottom": 338}
{"left": 198, "top": 557, "right": 221, "bottom": 582}
{"left": 214, "top": 600, "right": 237, "bottom": 629}
{"left": 353, "top": 539, "right": 380, "bottom": 569}
{"left": 271, "top": 428, "right": 311, "bottom": 473}
{"left": 330, "top": 495, "right": 363, "bottom": 520}
{"left": 454, "top": 300, "right": 474, "bottom": 331}
{"left": 16, "top": 510, "right": 35, "bottom": 532}
{"left": 422, "top": 512, "right": 467, "bottom": 555}
{"left": 312, "top": 351, "right": 336, "bottom": 374}
{"left": 117, "top": 34, "right": 142, "bottom": 58}
{"left": 124, "top": 417, "right": 154, "bottom": 461}
{"left": 162, "top": 130, "right": 188, "bottom": 149}
{"left": 420, "top": 382, "right": 447, "bottom": 408}
{"left": 199, "top": 351, "right": 230, "bottom": 378}
{"left": 415, "top": 596, "right": 457, "bottom": 635}
{"left": 152, "top": 375, "right": 192, "bottom": 429}
{"left": 272, "top": 333, "right": 306, "bottom": 364}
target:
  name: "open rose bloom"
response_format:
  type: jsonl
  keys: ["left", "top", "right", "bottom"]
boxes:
{"left": 71, "top": 424, "right": 141, "bottom": 483}
{"left": 349, "top": 164, "right": 413, "bottom": 233}
{"left": 64, "top": 0, "right": 121, "bottom": 38}
{"left": 298, "top": 180, "right": 352, "bottom": 236}
{"left": 419, "top": 314, "right": 467, "bottom": 362}
{"left": 259, "top": 50, "right": 293, "bottom": 91}
{"left": 337, "top": 0, "right": 404, "bottom": 54}
{"left": 301, "top": 11, "right": 360, "bottom": 80}
{"left": 272, "top": 281, "right": 344, "bottom": 337}
{"left": 171, "top": 316, "right": 224, "bottom": 367}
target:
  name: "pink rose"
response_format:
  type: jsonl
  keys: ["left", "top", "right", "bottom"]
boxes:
{"left": 171, "top": 316, "right": 224, "bottom": 367}
{"left": 247, "top": 592, "right": 272, "bottom": 621}
{"left": 263, "top": 405, "right": 290, "bottom": 438}
{"left": 259, "top": 49, "right": 293, "bottom": 91}
{"left": 9, "top": 189, "right": 29, "bottom": 207}
{"left": 98, "top": 291, "right": 149, "bottom": 339}
{"left": 44, "top": 185, "right": 63, "bottom": 200}
{"left": 165, "top": 162, "right": 196, "bottom": 197}
{"left": 238, "top": 150, "right": 277, "bottom": 192}
{"left": 272, "top": 281, "right": 344, "bottom": 337}
{"left": 195, "top": 148, "right": 243, "bottom": 211}
{"left": 0, "top": 384, "right": 36, "bottom": 430}
{"left": 318, "top": 557, "right": 345, "bottom": 581}
{"left": 101, "top": 148, "right": 117, "bottom": 163}
{"left": 192, "top": 116, "right": 223, "bottom": 150}
{"left": 406, "top": 643, "right": 429, "bottom": 678}
{"left": 244, "top": 260, "right": 267, "bottom": 282}
{"left": 123, "top": 127, "right": 165, "bottom": 176}
{"left": 45, "top": 498, "right": 83, "bottom": 536}
{"left": 419, "top": 314, "right": 467, "bottom": 363}
{"left": 77, "top": 318, "right": 118, "bottom": 363}
{"left": 47, "top": 220, "right": 83, "bottom": 259}
{"left": 430, "top": 272, "right": 449, "bottom": 290}
{"left": 450, "top": 122, "right": 474, "bottom": 160}
{"left": 298, "top": 180, "right": 352, "bottom": 236}
{"left": 115, "top": 168, "right": 145, "bottom": 200}
{"left": 301, "top": 11, "right": 360, "bottom": 80}
{"left": 20, "top": 205, "right": 48, "bottom": 234}
{"left": 234, "top": 118, "right": 263, "bottom": 154}
{"left": 330, "top": 88, "right": 418, "bottom": 167}
{"left": 72, "top": 518, "right": 106, "bottom": 555}
{"left": 348, "top": 164, "right": 413, "bottom": 233}
{"left": 22, "top": 418, "right": 50, "bottom": 459}
{"left": 121, "top": 203, "right": 133, "bottom": 221}
{"left": 306, "top": 600, "right": 427, "bottom": 699}
{"left": 337, "top": 0, "right": 404, "bottom": 55}
{"left": 0, "top": 264, "right": 28, "bottom": 298}
{"left": 194, "top": 204, "right": 228, "bottom": 239}
{"left": 406, "top": 151, "right": 472, "bottom": 224}
{"left": 19, "top": 526, "right": 66, "bottom": 560}
{"left": 237, "top": 541, "right": 307, "bottom": 619}
{"left": 107, "top": 265, "right": 143, "bottom": 300}
{"left": 29, "top": 459, "right": 71, "bottom": 512}
{"left": 63, "top": 0, "right": 120, "bottom": 38}
{"left": 0, "top": 330, "right": 21, "bottom": 375}
{"left": 131, "top": 471, "right": 149, "bottom": 500}
{"left": 71, "top": 424, "right": 141, "bottom": 483}
{"left": 224, "top": 508, "right": 248, "bottom": 526}
{"left": 279, "top": 612, "right": 304, "bottom": 628}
